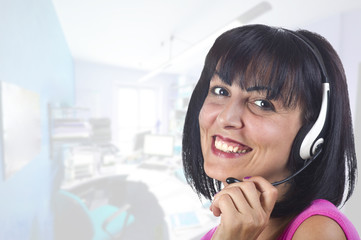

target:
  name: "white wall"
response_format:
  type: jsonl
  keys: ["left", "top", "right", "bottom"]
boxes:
{"left": 340, "top": 10, "right": 361, "bottom": 233}
{"left": 0, "top": 0, "right": 74, "bottom": 239}
{"left": 74, "top": 59, "right": 179, "bottom": 151}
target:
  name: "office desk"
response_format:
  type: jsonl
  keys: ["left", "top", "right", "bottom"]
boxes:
{"left": 60, "top": 157, "right": 219, "bottom": 240}
{"left": 122, "top": 157, "right": 219, "bottom": 240}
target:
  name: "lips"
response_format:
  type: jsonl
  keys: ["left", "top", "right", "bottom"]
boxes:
{"left": 212, "top": 135, "right": 252, "bottom": 155}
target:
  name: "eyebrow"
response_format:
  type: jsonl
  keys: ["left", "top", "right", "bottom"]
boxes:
{"left": 211, "top": 71, "right": 229, "bottom": 84}
{"left": 214, "top": 71, "right": 222, "bottom": 79}
{"left": 246, "top": 86, "right": 272, "bottom": 92}
{"left": 213, "top": 72, "right": 273, "bottom": 93}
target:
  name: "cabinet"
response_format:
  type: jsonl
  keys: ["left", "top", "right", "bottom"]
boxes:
{"left": 168, "top": 82, "right": 194, "bottom": 156}
{"left": 49, "top": 105, "right": 113, "bottom": 184}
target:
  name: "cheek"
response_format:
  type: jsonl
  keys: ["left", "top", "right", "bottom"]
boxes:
{"left": 276, "top": 125, "right": 301, "bottom": 158}
{"left": 251, "top": 118, "right": 301, "bottom": 159}
{"left": 198, "top": 103, "right": 219, "bottom": 130}
{"left": 199, "top": 103, "right": 221, "bottom": 155}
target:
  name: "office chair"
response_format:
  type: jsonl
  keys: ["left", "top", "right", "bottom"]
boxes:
{"left": 53, "top": 190, "right": 134, "bottom": 240}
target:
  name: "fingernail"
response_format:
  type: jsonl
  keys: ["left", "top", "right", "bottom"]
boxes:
{"left": 244, "top": 176, "right": 252, "bottom": 180}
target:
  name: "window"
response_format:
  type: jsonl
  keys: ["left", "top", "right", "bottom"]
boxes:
{"left": 117, "top": 87, "right": 157, "bottom": 154}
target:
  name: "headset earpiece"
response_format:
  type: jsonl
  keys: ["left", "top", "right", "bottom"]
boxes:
{"left": 299, "top": 83, "right": 330, "bottom": 160}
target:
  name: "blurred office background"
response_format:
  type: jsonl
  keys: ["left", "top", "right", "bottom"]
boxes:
{"left": 0, "top": 0, "right": 361, "bottom": 239}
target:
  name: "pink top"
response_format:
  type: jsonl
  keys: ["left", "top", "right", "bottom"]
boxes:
{"left": 201, "top": 199, "right": 360, "bottom": 240}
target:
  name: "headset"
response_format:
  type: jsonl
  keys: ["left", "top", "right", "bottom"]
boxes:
{"left": 291, "top": 33, "right": 330, "bottom": 161}
{"left": 274, "top": 30, "right": 331, "bottom": 186}
{"left": 227, "top": 30, "right": 331, "bottom": 186}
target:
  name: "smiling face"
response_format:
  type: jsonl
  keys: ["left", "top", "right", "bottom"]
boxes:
{"left": 199, "top": 73, "right": 303, "bottom": 185}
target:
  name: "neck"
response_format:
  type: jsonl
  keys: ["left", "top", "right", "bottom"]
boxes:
{"left": 257, "top": 182, "right": 293, "bottom": 240}
{"left": 257, "top": 215, "right": 294, "bottom": 240}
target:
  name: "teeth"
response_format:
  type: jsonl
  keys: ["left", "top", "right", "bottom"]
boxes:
{"left": 214, "top": 139, "right": 250, "bottom": 154}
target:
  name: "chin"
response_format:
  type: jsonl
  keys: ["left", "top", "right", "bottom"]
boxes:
{"left": 204, "top": 166, "right": 237, "bottom": 183}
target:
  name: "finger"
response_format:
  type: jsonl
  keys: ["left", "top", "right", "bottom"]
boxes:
{"left": 243, "top": 176, "right": 278, "bottom": 215}
{"left": 210, "top": 194, "right": 244, "bottom": 240}
{"left": 224, "top": 181, "right": 262, "bottom": 210}
{"left": 216, "top": 193, "right": 241, "bottom": 226}
{"left": 211, "top": 187, "right": 249, "bottom": 217}
{"left": 213, "top": 189, "right": 270, "bottom": 239}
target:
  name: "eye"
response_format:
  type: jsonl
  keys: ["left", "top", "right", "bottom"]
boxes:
{"left": 253, "top": 99, "right": 275, "bottom": 111}
{"left": 211, "top": 86, "right": 229, "bottom": 96}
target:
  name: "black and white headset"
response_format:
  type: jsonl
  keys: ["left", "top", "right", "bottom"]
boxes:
{"left": 288, "top": 31, "right": 330, "bottom": 160}
{"left": 272, "top": 30, "right": 330, "bottom": 186}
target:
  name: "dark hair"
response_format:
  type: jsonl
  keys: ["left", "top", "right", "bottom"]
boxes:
{"left": 182, "top": 24, "right": 357, "bottom": 218}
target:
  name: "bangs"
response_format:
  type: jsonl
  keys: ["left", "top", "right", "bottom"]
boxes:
{"left": 211, "top": 27, "right": 311, "bottom": 109}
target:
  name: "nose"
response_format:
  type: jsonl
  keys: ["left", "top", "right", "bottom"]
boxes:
{"left": 216, "top": 99, "right": 245, "bottom": 129}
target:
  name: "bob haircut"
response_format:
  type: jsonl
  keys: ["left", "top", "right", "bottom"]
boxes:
{"left": 182, "top": 24, "right": 357, "bottom": 218}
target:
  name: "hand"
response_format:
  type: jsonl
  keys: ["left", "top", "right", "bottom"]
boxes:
{"left": 210, "top": 176, "right": 278, "bottom": 240}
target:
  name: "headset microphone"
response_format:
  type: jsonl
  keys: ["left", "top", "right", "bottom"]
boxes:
{"left": 271, "top": 149, "right": 321, "bottom": 186}
{"left": 226, "top": 148, "right": 322, "bottom": 186}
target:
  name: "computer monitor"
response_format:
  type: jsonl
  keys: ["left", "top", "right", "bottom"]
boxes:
{"left": 133, "top": 130, "right": 151, "bottom": 152}
{"left": 143, "top": 134, "right": 174, "bottom": 157}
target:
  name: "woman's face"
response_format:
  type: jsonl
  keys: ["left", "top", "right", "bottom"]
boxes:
{"left": 199, "top": 73, "right": 303, "bottom": 184}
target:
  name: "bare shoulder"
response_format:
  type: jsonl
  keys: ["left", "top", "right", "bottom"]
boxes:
{"left": 292, "top": 215, "right": 346, "bottom": 240}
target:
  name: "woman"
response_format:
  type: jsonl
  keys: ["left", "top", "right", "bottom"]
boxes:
{"left": 182, "top": 24, "right": 359, "bottom": 239}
